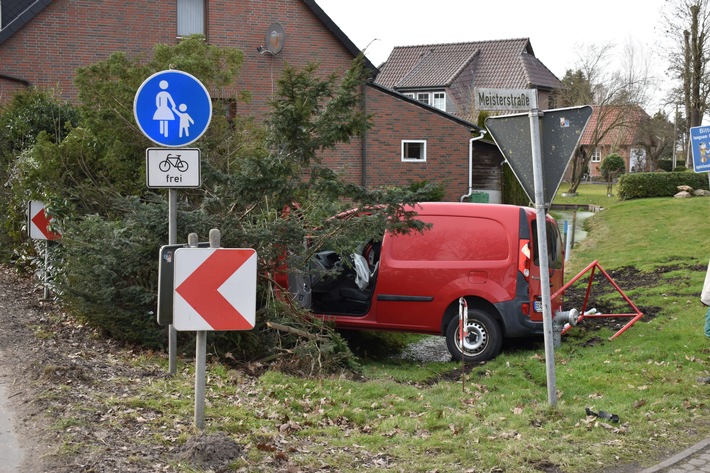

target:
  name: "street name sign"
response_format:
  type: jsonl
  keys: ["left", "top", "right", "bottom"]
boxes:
{"left": 485, "top": 105, "right": 593, "bottom": 204}
{"left": 475, "top": 88, "right": 538, "bottom": 112}
{"left": 28, "top": 201, "right": 61, "bottom": 240}
{"left": 134, "top": 70, "right": 212, "bottom": 148}
{"left": 690, "top": 126, "right": 710, "bottom": 173}
{"left": 146, "top": 148, "right": 201, "bottom": 188}
{"left": 173, "top": 248, "right": 257, "bottom": 331}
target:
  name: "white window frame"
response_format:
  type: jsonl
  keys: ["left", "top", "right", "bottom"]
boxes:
{"left": 591, "top": 147, "right": 602, "bottom": 162}
{"left": 403, "top": 92, "right": 415, "bottom": 99}
{"left": 177, "top": 0, "right": 205, "bottom": 37}
{"left": 432, "top": 92, "right": 446, "bottom": 111}
{"left": 416, "top": 92, "right": 430, "bottom": 106}
{"left": 402, "top": 140, "right": 427, "bottom": 162}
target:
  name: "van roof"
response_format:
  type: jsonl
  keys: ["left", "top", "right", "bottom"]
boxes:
{"left": 409, "top": 202, "right": 534, "bottom": 217}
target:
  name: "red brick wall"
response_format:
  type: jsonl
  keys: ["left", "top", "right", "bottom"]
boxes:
{"left": 0, "top": 1, "right": 493, "bottom": 200}
{"left": 364, "top": 87, "right": 476, "bottom": 202}
{"left": 0, "top": 0, "right": 355, "bottom": 119}
{"left": 0, "top": 0, "right": 174, "bottom": 102}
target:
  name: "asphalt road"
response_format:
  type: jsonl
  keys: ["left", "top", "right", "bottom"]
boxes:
{"left": 0, "top": 349, "right": 24, "bottom": 472}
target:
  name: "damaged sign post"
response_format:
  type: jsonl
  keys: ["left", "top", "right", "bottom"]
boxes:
{"left": 484, "top": 92, "right": 592, "bottom": 406}
{"left": 173, "top": 229, "right": 257, "bottom": 429}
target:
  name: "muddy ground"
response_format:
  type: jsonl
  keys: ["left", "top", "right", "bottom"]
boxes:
{"left": 0, "top": 263, "right": 699, "bottom": 472}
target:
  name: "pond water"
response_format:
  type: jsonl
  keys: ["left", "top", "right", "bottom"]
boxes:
{"left": 551, "top": 210, "right": 596, "bottom": 245}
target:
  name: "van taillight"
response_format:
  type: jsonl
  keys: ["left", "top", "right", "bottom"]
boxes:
{"left": 518, "top": 239, "right": 531, "bottom": 279}
{"left": 521, "top": 302, "right": 530, "bottom": 315}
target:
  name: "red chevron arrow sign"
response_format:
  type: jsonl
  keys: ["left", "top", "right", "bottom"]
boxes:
{"left": 173, "top": 248, "right": 257, "bottom": 331}
{"left": 28, "top": 201, "right": 61, "bottom": 240}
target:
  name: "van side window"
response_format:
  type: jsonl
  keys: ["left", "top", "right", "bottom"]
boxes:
{"left": 388, "top": 216, "right": 509, "bottom": 261}
{"left": 531, "top": 220, "right": 563, "bottom": 269}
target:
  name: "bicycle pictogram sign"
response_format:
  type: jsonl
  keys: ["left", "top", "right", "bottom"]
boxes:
{"left": 146, "top": 148, "right": 201, "bottom": 188}
{"left": 159, "top": 153, "right": 189, "bottom": 172}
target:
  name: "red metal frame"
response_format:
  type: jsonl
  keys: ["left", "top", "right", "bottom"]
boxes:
{"left": 553, "top": 260, "right": 644, "bottom": 339}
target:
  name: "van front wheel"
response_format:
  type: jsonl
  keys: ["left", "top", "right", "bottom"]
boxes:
{"left": 445, "top": 309, "right": 502, "bottom": 362}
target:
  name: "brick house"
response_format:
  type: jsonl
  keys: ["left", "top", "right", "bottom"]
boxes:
{"left": 579, "top": 105, "right": 653, "bottom": 179}
{"left": 0, "top": 1, "right": 560, "bottom": 202}
{"left": 375, "top": 39, "right": 564, "bottom": 118}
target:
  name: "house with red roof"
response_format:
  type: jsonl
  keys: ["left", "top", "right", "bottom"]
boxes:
{"left": 0, "top": 1, "right": 564, "bottom": 203}
{"left": 578, "top": 105, "right": 653, "bottom": 179}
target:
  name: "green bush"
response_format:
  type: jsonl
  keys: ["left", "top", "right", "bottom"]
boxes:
{"left": 617, "top": 171, "right": 710, "bottom": 200}
{"left": 600, "top": 153, "right": 625, "bottom": 181}
{"left": 501, "top": 163, "right": 529, "bottom": 205}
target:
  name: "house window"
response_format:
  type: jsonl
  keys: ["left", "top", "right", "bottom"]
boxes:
{"left": 402, "top": 140, "right": 426, "bottom": 162}
{"left": 432, "top": 92, "right": 446, "bottom": 111}
{"left": 591, "top": 147, "right": 602, "bottom": 162}
{"left": 403, "top": 93, "right": 415, "bottom": 99}
{"left": 177, "top": 0, "right": 204, "bottom": 37}
{"left": 416, "top": 93, "right": 430, "bottom": 106}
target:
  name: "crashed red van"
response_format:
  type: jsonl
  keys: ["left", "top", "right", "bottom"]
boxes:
{"left": 287, "top": 202, "right": 564, "bottom": 362}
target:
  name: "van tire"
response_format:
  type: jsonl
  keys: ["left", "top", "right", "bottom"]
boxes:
{"left": 445, "top": 309, "right": 502, "bottom": 362}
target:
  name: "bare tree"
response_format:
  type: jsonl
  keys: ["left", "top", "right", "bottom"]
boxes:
{"left": 661, "top": 0, "right": 710, "bottom": 129}
{"left": 563, "top": 42, "right": 651, "bottom": 193}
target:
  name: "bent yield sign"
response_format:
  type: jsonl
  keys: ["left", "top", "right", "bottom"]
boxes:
{"left": 173, "top": 248, "right": 257, "bottom": 331}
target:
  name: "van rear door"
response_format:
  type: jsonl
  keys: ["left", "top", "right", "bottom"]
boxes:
{"left": 527, "top": 217, "right": 564, "bottom": 321}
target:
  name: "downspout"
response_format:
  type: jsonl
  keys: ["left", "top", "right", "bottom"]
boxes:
{"left": 460, "top": 129, "right": 488, "bottom": 202}
{"left": 0, "top": 73, "right": 31, "bottom": 87}
{"left": 361, "top": 83, "right": 368, "bottom": 187}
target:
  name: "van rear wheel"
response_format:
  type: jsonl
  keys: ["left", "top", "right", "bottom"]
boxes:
{"left": 445, "top": 309, "right": 502, "bottom": 362}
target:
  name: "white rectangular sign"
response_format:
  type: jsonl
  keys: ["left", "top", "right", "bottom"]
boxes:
{"left": 475, "top": 88, "right": 538, "bottom": 111}
{"left": 146, "top": 148, "right": 201, "bottom": 188}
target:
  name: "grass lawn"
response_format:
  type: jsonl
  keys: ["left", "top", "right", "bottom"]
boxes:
{"left": 53, "top": 186, "right": 710, "bottom": 472}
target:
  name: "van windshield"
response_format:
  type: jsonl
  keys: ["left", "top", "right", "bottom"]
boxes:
{"left": 531, "top": 220, "right": 563, "bottom": 269}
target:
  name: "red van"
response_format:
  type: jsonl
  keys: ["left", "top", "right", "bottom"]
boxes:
{"left": 287, "top": 202, "right": 564, "bottom": 362}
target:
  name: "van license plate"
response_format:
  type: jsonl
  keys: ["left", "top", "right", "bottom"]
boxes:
{"left": 534, "top": 300, "right": 543, "bottom": 312}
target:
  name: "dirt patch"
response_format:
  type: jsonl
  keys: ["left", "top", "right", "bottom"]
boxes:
{"left": 177, "top": 432, "right": 243, "bottom": 472}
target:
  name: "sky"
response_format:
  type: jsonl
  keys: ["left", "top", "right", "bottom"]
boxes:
{"left": 316, "top": 0, "right": 673, "bottom": 113}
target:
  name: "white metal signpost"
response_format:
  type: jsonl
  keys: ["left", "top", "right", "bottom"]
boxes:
{"left": 172, "top": 230, "right": 257, "bottom": 429}
{"left": 134, "top": 69, "right": 212, "bottom": 375}
{"left": 28, "top": 200, "right": 61, "bottom": 300}
{"left": 482, "top": 89, "right": 592, "bottom": 406}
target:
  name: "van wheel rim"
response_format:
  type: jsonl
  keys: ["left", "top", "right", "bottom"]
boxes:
{"left": 459, "top": 321, "right": 487, "bottom": 354}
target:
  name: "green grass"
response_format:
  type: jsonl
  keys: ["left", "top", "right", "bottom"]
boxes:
{"left": 49, "top": 186, "right": 710, "bottom": 472}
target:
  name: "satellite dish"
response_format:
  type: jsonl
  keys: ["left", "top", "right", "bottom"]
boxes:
{"left": 264, "top": 23, "right": 285, "bottom": 55}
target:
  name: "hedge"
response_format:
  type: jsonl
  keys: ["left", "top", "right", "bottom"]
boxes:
{"left": 617, "top": 171, "right": 710, "bottom": 200}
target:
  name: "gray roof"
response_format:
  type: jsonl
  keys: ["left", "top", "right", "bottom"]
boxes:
{"left": 0, "top": 0, "right": 53, "bottom": 44}
{"left": 375, "top": 38, "right": 563, "bottom": 92}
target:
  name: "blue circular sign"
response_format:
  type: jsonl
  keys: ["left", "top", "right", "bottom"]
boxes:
{"left": 134, "top": 70, "right": 212, "bottom": 147}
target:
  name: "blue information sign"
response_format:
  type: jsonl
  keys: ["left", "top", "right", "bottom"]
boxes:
{"left": 690, "top": 126, "right": 710, "bottom": 173}
{"left": 134, "top": 70, "right": 212, "bottom": 148}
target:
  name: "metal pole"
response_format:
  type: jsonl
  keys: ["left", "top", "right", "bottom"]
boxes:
{"left": 43, "top": 240, "right": 50, "bottom": 301}
{"left": 195, "top": 330, "right": 206, "bottom": 430}
{"left": 194, "top": 229, "right": 221, "bottom": 429}
{"left": 528, "top": 97, "right": 557, "bottom": 407}
{"left": 168, "top": 189, "right": 178, "bottom": 375}
{"left": 564, "top": 220, "right": 572, "bottom": 262}
{"left": 188, "top": 231, "right": 208, "bottom": 430}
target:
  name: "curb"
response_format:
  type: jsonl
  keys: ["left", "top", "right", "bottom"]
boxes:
{"left": 639, "top": 437, "right": 710, "bottom": 472}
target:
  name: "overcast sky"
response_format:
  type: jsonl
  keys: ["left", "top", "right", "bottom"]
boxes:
{"left": 316, "top": 0, "right": 672, "bottom": 113}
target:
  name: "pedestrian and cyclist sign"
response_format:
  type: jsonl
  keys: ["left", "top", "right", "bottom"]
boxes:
{"left": 146, "top": 148, "right": 201, "bottom": 188}
{"left": 134, "top": 70, "right": 212, "bottom": 148}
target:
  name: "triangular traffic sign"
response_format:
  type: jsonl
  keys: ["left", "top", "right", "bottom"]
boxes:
{"left": 485, "top": 105, "right": 592, "bottom": 204}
